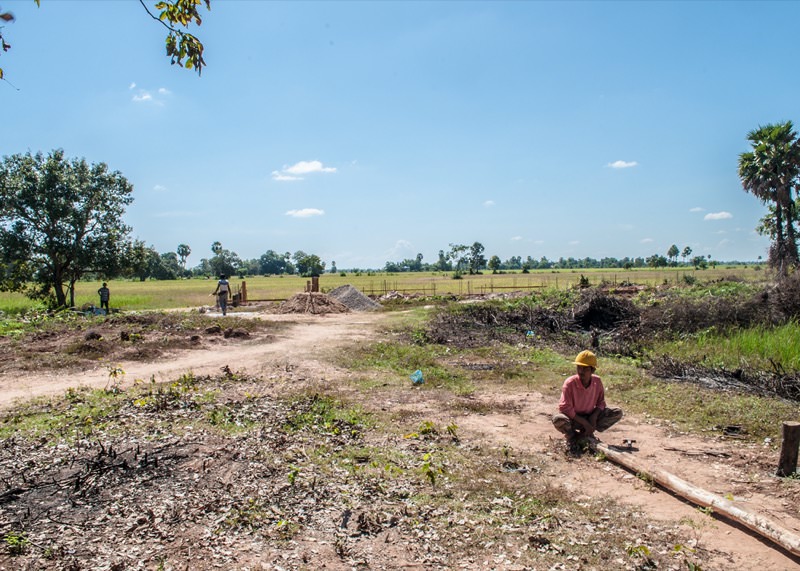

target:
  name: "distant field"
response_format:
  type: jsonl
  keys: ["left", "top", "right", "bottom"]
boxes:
{"left": 0, "top": 265, "right": 766, "bottom": 313}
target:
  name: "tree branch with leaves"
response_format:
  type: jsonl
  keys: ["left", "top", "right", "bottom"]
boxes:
{"left": 0, "top": 0, "right": 211, "bottom": 81}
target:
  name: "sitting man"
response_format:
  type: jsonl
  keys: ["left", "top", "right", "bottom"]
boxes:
{"left": 552, "top": 350, "right": 623, "bottom": 449}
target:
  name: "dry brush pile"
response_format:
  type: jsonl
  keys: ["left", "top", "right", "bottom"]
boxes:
{"left": 423, "top": 276, "right": 800, "bottom": 401}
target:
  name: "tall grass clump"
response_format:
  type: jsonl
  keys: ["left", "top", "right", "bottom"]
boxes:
{"left": 654, "top": 321, "right": 800, "bottom": 372}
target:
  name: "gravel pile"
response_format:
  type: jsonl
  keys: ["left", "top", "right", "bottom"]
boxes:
{"left": 278, "top": 292, "right": 350, "bottom": 314}
{"left": 328, "top": 284, "right": 382, "bottom": 312}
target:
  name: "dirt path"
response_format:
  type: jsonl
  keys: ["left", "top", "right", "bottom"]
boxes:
{"left": 0, "top": 312, "right": 384, "bottom": 409}
{"left": 1, "top": 309, "right": 798, "bottom": 570}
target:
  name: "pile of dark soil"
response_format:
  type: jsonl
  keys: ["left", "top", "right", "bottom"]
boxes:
{"left": 327, "top": 284, "right": 382, "bottom": 312}
{"left": 278, "top": 292, "right": 350, "bottom": 314}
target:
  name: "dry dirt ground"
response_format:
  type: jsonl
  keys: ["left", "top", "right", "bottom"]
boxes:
{"left": 0, "top": 308, "right": 798, "bottom": 570}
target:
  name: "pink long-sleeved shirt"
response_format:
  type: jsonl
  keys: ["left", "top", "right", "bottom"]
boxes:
{"left": 558, "top": 374, "right": 606, "bottom": 419}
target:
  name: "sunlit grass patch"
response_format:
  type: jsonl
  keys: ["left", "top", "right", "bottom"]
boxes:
{"left": 341, "top": 340, "right": 474, "bottom": 395}
{"left": 652, "top": 321, "right": 800, "bottom": 372}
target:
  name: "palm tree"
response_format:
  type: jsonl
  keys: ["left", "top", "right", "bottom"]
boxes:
{"left": 738, "top": 121, "right": 800, "bottom": 275}
{"left": 177, "top": 243, "right": 191, "bottom": 269}
{"left": 667, "top": 244, "right": 679, "bottom": 265}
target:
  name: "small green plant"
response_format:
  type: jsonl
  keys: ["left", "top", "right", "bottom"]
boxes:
{"left": 288, "top": 465, "right": 300, "bottom": 486}
{"left": 636, "top": 471, "right": 655, "bottom": 490}
{"left": 672, "top": 544, "right": 703, "bottom": 570}
{"left": 4, "top": 531, "right": 30, "bottom": 555}
{"left": 105, "top": 363, "right": 125, "bottom": 393}
{"left": 445, "top": 422, "right": 459, "bottom": 441}
{"left": 418, "top": 420, "right": 438, "bottom": 437}
{"left": 626, "top": 543, "right": 657, "bottom": 570}
{"left": 420, "top": 452, "right": 439, "bottom": 486}
{"left": 697, "top": 505, "right": 714, "bottom": 516}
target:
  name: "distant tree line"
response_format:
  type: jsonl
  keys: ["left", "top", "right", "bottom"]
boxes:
{"left": 2, "top": 132, "right": 794, "bottom": 310}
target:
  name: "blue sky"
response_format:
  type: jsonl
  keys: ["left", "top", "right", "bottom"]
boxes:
{"left": 3, "top": 1, "right": 798, "bottom": 269}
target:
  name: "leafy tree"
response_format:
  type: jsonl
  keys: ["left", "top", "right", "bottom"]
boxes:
{"left": 435, "top": 249, "right": 451, "bottom": 271}
{"left": 209, "top": 248, "right": 241, "bottom": 278}
{"left": 259, "top": 250, "right": 292, "bottom": 275}
{"left": 667, "top": 244, "right": 679, "bottom": 265}
{"left": 487, "top": 255, "right": 501, "bottom": 273}
{"left": 646, "top": 254, "right": 668, "bottom": 268}
{"left": 505, "top": 255, "right": 522, "bottom": 270}
{"left": 738, "top": 121, "right": 800, "bottom": 275}
{"left": 681, "top": 246, "right": 692, "bottom": 265}
{"left": 0, "top": 149, "right": 133, "bottom": 308}
{"left": 124, "top": 240, "right": 160, "bottom": 282}
{"left": 447, "top": 243, "right": 469, "bottom": 276}
{"left": 154, "top": 251, "right": 181, "bottom": 280}
{"left": 468, "top": 241, "right": 486, "bottom": 274}
{"left": 177, "top": 243, "right": 191, "bottom": 269}
{"left": 0, "top": 0, "right": 211, "bottom": 80}
{"left": 292, "top": 251, "right": 325, "bottom": 277}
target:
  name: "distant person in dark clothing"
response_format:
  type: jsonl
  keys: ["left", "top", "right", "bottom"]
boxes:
{"left": 98, "top": 283, "right": 110, "bottom": 313}
{"left": 213, "top": 274, "right": 230, "bottom": 316}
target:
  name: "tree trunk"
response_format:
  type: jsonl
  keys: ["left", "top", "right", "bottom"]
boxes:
{"left": 593, "top": 441, "right": 800, "bottom": 557}
{"left": 777, "top": 421, "right": 800, "bottom": 477}
{"left": 68, "top": 279, "right": 76, "bottom": 308}
{"left": 52, "top": 271, "right": 67, "bottom": 308}
{"left": 774, "top": 203, "right": 787, "bottom": 276}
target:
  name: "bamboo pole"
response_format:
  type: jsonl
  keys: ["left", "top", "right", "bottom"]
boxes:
{"left": 593, "top": 441, "right": 800, "bottom": 558}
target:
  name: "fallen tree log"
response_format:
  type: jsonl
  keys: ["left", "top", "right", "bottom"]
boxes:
{"left": 592, "top": 440, "right": 800, "bottom": 558}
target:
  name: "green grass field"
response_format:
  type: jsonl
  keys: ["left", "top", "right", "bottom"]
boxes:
{"left": 0, "top": 265, "right": 766, "bottom": 313}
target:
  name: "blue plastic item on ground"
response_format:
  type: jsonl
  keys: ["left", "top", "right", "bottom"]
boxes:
{"left": 410, "top": 369, "right": 424, "bottom": 385}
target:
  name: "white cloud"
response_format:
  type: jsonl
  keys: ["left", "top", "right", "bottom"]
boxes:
{"left": 131, "top": 85, "right": 171, "bottom": 105}
{"left": 286, "top": 208, "right": 325, "bottom": 218}
{"left": 569, "top": 240, "right": 580, "bottom": 246}
{"left": 690, "top": 206, "right": 704, "bottom": 212}
{"left": 607, "top": 160, "right": 638, "bottom": 169}
{"left": 484, "top": 200, "right": 495, "bottom": 207}
{"left": 704, "top": 211, "right": 733, "bottom": 221}
{"left": 153, "top": 184, "right": 167, "bottom": 192}
{"left": 640, "top": 238, "right": 654, "bottom": 244}
{"left": 385, "top": 240, "right": 415, "bottom": 258}
{"left": 271, "top": 171, "right": 302, "bottom": 182}
{"left": 511, "top": 236, "right": 523, "bottom": 241}
{"left": 272, "top": 160, "right": 337, "bottom": 181}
